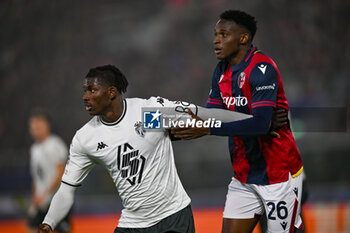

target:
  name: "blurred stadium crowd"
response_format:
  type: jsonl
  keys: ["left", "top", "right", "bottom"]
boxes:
{"left": 0, "top": 0, "right": 349, "bottom": 219}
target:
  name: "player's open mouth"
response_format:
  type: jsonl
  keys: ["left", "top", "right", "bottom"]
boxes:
{"left": 214, "top": 48, "right": 222, "bottom": 54}
{"left": 85, "top": 103, "right": 92, "bottom": 111}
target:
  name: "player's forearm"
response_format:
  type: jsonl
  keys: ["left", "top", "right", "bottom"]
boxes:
{"left": 43, "top": 182, "right": 76, "bottom": 230}
{"left": 45, "top": 164, "right": 65, "bottom": 195}
{"left": 210, "top": 106, "right": 272, "bottom": 136}
{"left": 196, "top": 106, "right": 252, "bottom": 122}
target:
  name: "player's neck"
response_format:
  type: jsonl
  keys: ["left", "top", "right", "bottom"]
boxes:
{"left": 36, "top": 133, "right": 50, "bottom": 143}
{"left": 228, "top": 45, "right": 251, "bottom": 66}
{"left": 101, "top": 98, "right": 124, "bottom": 123}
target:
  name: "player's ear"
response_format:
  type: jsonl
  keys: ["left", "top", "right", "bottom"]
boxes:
{"left": 240, "top": 32, "right": 249, "bottom": 45}
{"left": 108, "top": 86, "right": 118, "bottom": 100}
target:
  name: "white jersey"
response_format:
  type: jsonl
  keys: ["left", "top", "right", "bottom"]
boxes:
{"left": 30, "top": 135, "right": 68, "bottom": 208}
{"left": 62, "top": 97, "right": 195, "bottom": 228}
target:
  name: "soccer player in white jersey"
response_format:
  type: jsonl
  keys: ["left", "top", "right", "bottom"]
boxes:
{"left": 38, "top": 65, "right": 253, "bottom": 233}
{"left": 28, "top": 110, "right": 71, "bottom": 233}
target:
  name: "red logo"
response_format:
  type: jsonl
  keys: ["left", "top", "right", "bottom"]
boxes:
{"left": 238, "top": 72, "right": 246, "bottom": 88}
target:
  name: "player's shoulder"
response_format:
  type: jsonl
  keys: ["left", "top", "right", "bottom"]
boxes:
{"left": 126, "top": 96, "right": 170, "bottom": 108}
{"left": 247, "top": 49, "right": 279, "bottom": 79}
{"left": 75, "top": 116, "right": 101, "bottom": 139}
{"left": 125, "top": 97, "right": 148, "bottom": 106}
{"left": 250, "top": 49, "right": 278, "bottom": 69}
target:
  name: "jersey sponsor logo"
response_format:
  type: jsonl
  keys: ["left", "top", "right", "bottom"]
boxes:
{"left": 117, "top": 143, "right": 146, "bottom": 186}
{"left": 238, "top": 72, "right": 246, "bottom": 88}
{"left": 258, "top": 64, "right": 267, "bottom": 74}
{"left": 280, "top": 221, "right": 288, "bottom": 230}
{"left": 256, "top": 83, "right": 275, "bottom": 91}
{"left": 293, "top": 187, "right": 299, "bottom": 197}
{"left": 134, "top": 121, "right": 145, "bottom": 137}
{"left": 96, "top": 142, "right": 108, "bottom": 151}
{"left": 143, "top": 110, "right": 162, "bottom": 129}
{"left": 222, "top": 95, "right": 248, "bottom": 108}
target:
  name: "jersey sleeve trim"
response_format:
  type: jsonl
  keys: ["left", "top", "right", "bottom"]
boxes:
{"left": 61, "top": 180, "right": 81, "bottom": 187}
{"left": 208, "top": 97, "right": 222, "bottom": 102}
{"left": 207, "top": 98, "right": 223, "bottom": 105}
{"left": 207, "top": 101, "right": 223, "bottom": 105}
{"left": 251, "top": 101, "right": 276, "bottom": 108}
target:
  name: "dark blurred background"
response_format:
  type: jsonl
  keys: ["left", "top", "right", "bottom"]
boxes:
{"left": 1, "top": 0, "right": 349, "bottom": 219}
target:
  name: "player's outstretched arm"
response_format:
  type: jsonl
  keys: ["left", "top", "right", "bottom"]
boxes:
{"left": 196, "top": 106, "right": 252, "bottom": 122}
{"left": 40, "top": 182, "right": 77, "bottom": 232}
{"left": 171, "top": 107, "right": 287, "bottom": 139}
{"left": 171, "top": 109, "right": 210, "bottom": 140}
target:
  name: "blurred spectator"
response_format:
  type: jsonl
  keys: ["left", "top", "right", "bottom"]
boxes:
{"left": 27, "top": 109, "right": 71, "bottom": 233}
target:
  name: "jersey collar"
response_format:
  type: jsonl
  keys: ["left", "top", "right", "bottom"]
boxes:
{"left": 230, "top": 45, "right": 257, "bottom": 73}
{"left": 99, "top": 99, "right": 127, "bottom": 126}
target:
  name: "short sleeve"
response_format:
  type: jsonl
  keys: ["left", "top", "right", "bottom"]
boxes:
{"left": 250, "top": 62, "right": 278, "bottom": 109}
{"left": 61, "top": 135, "right": 95, "bottom": 187}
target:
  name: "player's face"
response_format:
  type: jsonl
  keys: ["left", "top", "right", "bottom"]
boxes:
{"left": 213, "top": 19, "right": 245, "bottom": 61}
{"left": 83, "top": 77, "right": 112, "bottom": 116}
{"left": 29, "top": 117, "right": 50, "bottom": 142}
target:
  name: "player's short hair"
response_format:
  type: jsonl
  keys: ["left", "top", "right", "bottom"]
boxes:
{"left": 86, "top": 65, "right": 128, "bottom": 94}
{"left": 30, "top": 108, "right": 51, "bottom": 124}
{"left": 220, "top": 10, "right": 257, "bottom": 40}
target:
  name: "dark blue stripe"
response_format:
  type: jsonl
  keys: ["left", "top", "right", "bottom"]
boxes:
{"left": 242, "top": 137, "right": 269, "bottom": 185}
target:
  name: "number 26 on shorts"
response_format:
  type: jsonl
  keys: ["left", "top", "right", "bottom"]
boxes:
{"left": 266, "top": 201, "right": 288, "bottom": 220}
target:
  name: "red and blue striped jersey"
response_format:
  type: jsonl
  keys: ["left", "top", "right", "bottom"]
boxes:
{"left": 206, "top": 46, "right": 303, "bottom": 185}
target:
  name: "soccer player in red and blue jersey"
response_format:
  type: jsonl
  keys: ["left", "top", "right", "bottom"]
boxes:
{"left": 172, "top": 10, "right": 304, "bottom": 233}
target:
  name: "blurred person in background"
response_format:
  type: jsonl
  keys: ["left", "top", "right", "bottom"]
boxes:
{"left": 27, "top": 109, "right": 71, "bottom": 233}
{"left": 172, "top": 10, "right": 304, "bottom": 233}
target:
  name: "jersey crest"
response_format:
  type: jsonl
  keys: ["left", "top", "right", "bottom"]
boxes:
{"left": 134, "top": 121, "right": 145, "bottom": 137}
{"left": 238, "top": 72, "right": 246, "bottom": 88}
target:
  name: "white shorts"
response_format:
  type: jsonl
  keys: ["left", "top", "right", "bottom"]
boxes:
{"left": 223, "top": 171, "right": 304, "bottom": 233}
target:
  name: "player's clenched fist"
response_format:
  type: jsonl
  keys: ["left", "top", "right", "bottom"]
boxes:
{"left": 38, "top": 223, "right": 52, "bottom": 233}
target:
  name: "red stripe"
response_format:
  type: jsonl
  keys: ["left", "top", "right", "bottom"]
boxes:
{"left": 245, "top": 47, "right": 257, "bottom": 62}
{"left": 208, "top": 97, "right": 222, "bottom": 102}
{"left": 251, "top": 100, "right": 276, "bottom": 106}
{"left": 207, "top": 101, "right": 223, "bottom": 105}
{"left": 277, "top": 103, "right": 288, "bottom": 109}
{"left": 251, "top": 104, "right": 276, "bottom": 108}
{"left": 289, "top": 199, "right": 299, "bottom": 233}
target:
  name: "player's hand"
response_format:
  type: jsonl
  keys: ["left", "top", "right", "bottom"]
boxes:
{"left": 269, "top": 109, "right": 288, "bottom": 138}
{"left": 171, "top": 109, "right": 210, "bottom": 140}
{"left": 38, "top": 223, "right": 52, "bottom": 233}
